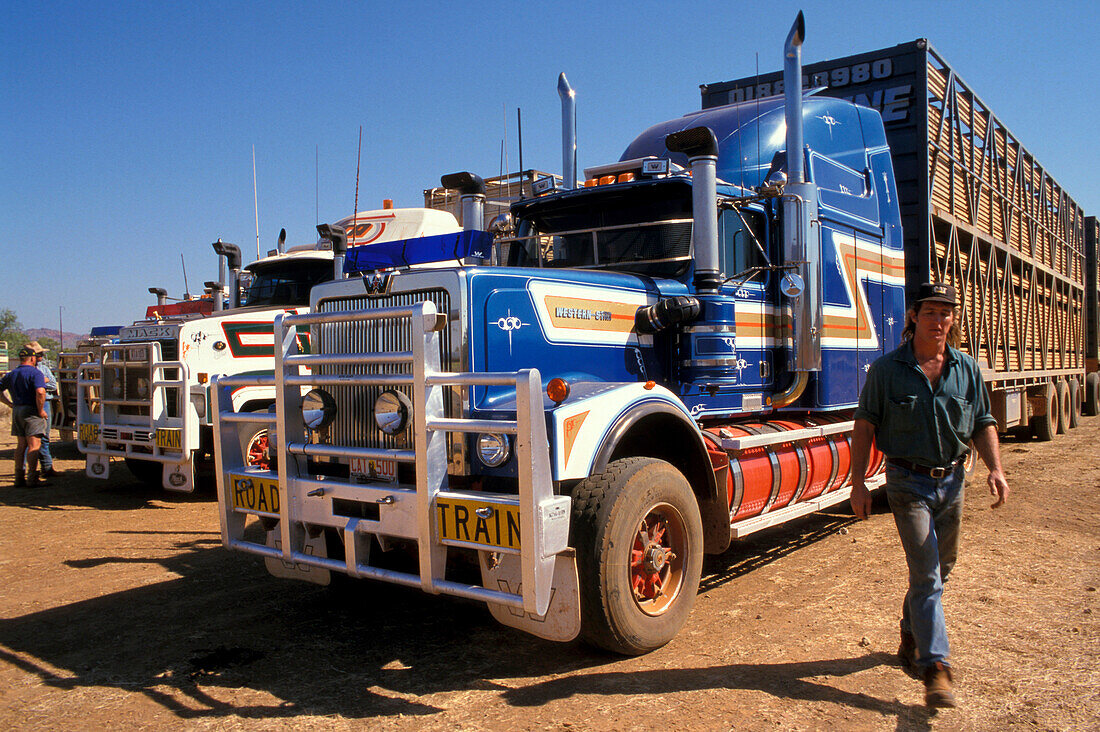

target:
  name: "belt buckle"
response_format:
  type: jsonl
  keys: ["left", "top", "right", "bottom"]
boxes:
{"left": 929, "top": 466, "right": 948, "bottom": 479}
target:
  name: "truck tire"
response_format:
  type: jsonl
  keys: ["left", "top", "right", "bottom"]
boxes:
{"left": 125, "top": 458, "right": 162, "bottom": 487}
{"left": 570, "top": 457, "right": 704, "bottom": 655}
{"left": 1068, "top": 377, "right": 1082, "bottom": 429}
{"left": 1055, "top": 379, "right": 1071, "bottom": 434}
{"left": 1085, "top": 372, "right": 1100, "bottom": 416}
{"left": 241, "top": 426, "right": 272, "bottom": 469}
{"left": 1031, "top": 382, "right": 1056, "bottom": 442}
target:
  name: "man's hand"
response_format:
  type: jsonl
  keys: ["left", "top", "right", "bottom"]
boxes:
{"left": 850, "top": 480, "right": 873, "bottom": 520}
{"left": 988, "top": 469, "right": 1009, "bottom": 508}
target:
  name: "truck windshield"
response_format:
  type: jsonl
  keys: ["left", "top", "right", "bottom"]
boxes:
{"left": 241, "top": 260, "right": 332, "bottom": 307}
{"left": 504, "top": 184, "right": 694, "bottom": 277}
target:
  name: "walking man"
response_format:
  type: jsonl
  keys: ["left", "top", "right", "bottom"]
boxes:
{"left": 850, "top": 282, "right": 1009, "bottom": 709}
{"left": 1, "top": 345, "right": 52, "bottom": 487}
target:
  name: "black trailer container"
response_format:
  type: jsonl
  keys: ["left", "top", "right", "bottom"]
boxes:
{"left": 702, "top": 40, "right": 1093, "bottom": 439}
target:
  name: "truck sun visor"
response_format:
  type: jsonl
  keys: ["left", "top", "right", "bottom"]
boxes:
{"left": 343, "top": 229, "right": 493, "bottom": 273}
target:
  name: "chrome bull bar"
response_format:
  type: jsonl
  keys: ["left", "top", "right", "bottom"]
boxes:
{"left": 75, "top": 342, "right": 191, "bottom": 462}
{"left": 214, "top": 301, "right": 568, "bottom": 617}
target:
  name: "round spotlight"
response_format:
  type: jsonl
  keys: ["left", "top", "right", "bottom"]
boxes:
{"left": 111, "top": 377, "right": 122, "bottom": 397}
{"left": 374, "top": 390, "right": 412, "bottom": 435}
{"left": 476, "top": 433, "right": 511, "bottom": 468}
{"left": 136, "top": 377, "right": 149, "bottom": 398}
{"left": 302, "top": 388, "right": 338, "bottom": 430}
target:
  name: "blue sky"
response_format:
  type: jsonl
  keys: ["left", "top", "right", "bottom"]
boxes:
{"left": 3, "top": 0, "right": 1098, "bottom": 335}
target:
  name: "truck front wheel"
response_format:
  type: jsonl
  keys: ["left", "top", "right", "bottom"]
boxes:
{"left": 571, "top": 457, "right": 703, "bottom": 655}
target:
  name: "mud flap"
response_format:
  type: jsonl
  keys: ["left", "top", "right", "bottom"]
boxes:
{"left": 163, "top": 461, "right": 194, "bottom": 492}
{"left": 86, "top": 454, "right": 110, "bottom": 480}
{"left": 479, "top": 549, "right": 581, "bottom": 642}
{"left": 264, "top": 528, "right": 331, "bottom": 586}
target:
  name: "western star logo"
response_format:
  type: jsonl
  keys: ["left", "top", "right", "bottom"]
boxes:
{"left": 555, "top": 307, "right": 612, "bottom": 321}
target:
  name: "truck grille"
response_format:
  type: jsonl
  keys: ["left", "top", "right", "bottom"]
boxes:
{"left": 102, "top": 339, "right": 181, "bottom": 418}
{"left": 316, "top": 288, "right": 459, "bottom": 462}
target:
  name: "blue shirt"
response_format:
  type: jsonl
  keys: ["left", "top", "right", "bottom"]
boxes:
{"left": 0, "top": 364, "right": 46, "bottom": 406}
{"left": 854, "top": 341, "right": 996, "bottom": 467}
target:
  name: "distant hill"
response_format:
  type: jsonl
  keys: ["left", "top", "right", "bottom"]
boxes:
{"left": 25, "top": 328, "right": 91, "bottom": 347}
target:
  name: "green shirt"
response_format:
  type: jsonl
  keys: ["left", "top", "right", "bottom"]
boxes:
{"left": 854, "top": 341, "right": 996, "bottom": 467}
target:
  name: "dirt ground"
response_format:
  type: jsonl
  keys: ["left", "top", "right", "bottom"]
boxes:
{"left": 0, "top": 410, "right": 1097, "bottom": 732}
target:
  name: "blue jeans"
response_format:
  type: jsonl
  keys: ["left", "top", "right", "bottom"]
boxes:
{"left": 39, "top": 402, "right": 52, "bottom": 469}
{"left": 885, "top": 462, "right": 965, "bottom": 670}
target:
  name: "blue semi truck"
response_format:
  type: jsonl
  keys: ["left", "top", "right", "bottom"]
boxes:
{"left": 210, "top": 14, "right": 1090, "bottom": 654}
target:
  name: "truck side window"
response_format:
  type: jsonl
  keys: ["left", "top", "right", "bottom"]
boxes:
{"left": 718, "top": 209, "right": 767, "bottom": 285}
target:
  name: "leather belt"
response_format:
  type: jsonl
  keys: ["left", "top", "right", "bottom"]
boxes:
{"left": 886, "top": 455, "right": 966, "bottom": 479}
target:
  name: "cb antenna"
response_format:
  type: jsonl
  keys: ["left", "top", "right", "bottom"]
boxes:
{"left": 252, "top": 144, "right": 260, "bottom": 260}
{"left": 517, "top": 107, "right": 524, "bottom": 199}
{"left": 180, "top": 253, "right": 190, "bottom": 300}
{"left": 352, "top": 126, "right": 362, "bottom": 246}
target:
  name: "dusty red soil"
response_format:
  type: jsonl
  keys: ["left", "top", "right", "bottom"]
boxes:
{"left": 0, "top": 408, "right": 1096, "bottom": 731}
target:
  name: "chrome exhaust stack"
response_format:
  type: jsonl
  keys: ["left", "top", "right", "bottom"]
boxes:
{"left": 317, "top": 223, "right": 348, "bottom": 280}
{"left": 212, "top": 240, "right": 242, "bottom": 309}
{"left": 666, "top": 126, "right": 721, "bottom": 294}
{"left": 781, "top": 10, "right": 822, "bottom": 374}
{"left": 558, "top": 73, "right": 576, "bottom": 189}
{"left": 149, "top": 287, "right": 168, "bottom": 308}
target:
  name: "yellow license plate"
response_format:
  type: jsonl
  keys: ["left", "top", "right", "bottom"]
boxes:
{"left": 79, "top": 423, "right": 99, "bottom": 444}
{"left": 436, "top": 497, "right": 521, "bottom": 550}
{"left": 229, "top": 473, "right": 281, "bottom": 513}
{"left": 349, "top": 457, "right": 396, "bottom": 483}
{"left": 156, "top": 428, "right": 182, "bottom": 450}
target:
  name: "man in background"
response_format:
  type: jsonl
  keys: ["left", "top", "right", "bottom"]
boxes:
{"left": 1, "top": 345, "right": 51, "bottom": 487}
{"left": 28, "top": 342, "right": 59, "bottom": 477}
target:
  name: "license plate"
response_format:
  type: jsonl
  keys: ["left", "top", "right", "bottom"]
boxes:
{"left": 436, "top": 497, "right": 521, "bottom": 550}
{"left": 229, "top": 473, "right": 281, "bottom": 513}
{"left": 156, "top": 427, "right": 182, "bottom": 450}
{"left": 350, "top": 457, "right": 397, "bottom": 483}
{"left": 79, "top": 423, "right": 100, "bottom": 444}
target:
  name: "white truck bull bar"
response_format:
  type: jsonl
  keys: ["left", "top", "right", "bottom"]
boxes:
{"left": 75, "top": 343, "right": 193, "bottom": 463}
{"left": 213, "top": 301, "right": 570, "bottom": 617}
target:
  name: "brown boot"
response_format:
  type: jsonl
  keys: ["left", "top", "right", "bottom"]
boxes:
{"left": 14, "top": 473, "right": 27, "bottom": 488}
{"left": 27, "top": 472, "right": 51, "bottom": 488}
{"left": 923, "top": 662, "right": 957, "bottom": 708}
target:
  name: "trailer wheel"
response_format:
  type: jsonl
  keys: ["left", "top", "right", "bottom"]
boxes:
{"left": 571, "top": 457, "right": 704, "bottom": 655}
{"left": 1055, "top": 379, "right": 1071, "bottom": 434}
{"left": 1031, "top": 382, "right": 1057, "bottom": 442}
{"left": 1085, "top": 372, "right": 1100, "bottom": 416}
{"left": 124, "top": 457, "right": 162, "bottom": 487}
{"left": 1068, "top": 377, "right": 1082, "bottom": 429}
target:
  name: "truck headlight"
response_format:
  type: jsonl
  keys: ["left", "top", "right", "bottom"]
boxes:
{"left": 303, "top": 389, "right": 337, "bottom": 430}
{"left": 111, "top": 377, "right": 122, "bottom": 397}
{"left": 476, "top": 433, "right": 510, "bottom": 467}
{"left": 137, "top": 377, "right": 149, "bottom": 397}
{"left": 374, "top": 389, "right": 411, "bottom": 435}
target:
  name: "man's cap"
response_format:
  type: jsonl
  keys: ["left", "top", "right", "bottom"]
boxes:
{"left": 17, "top": 345, "right": 36, "bottom": 358}
{"left": 913, "top": 282, "right": 959, "bottom": 307}
{"left": 24, "top": 340, "right": 45, "bottom": 354}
